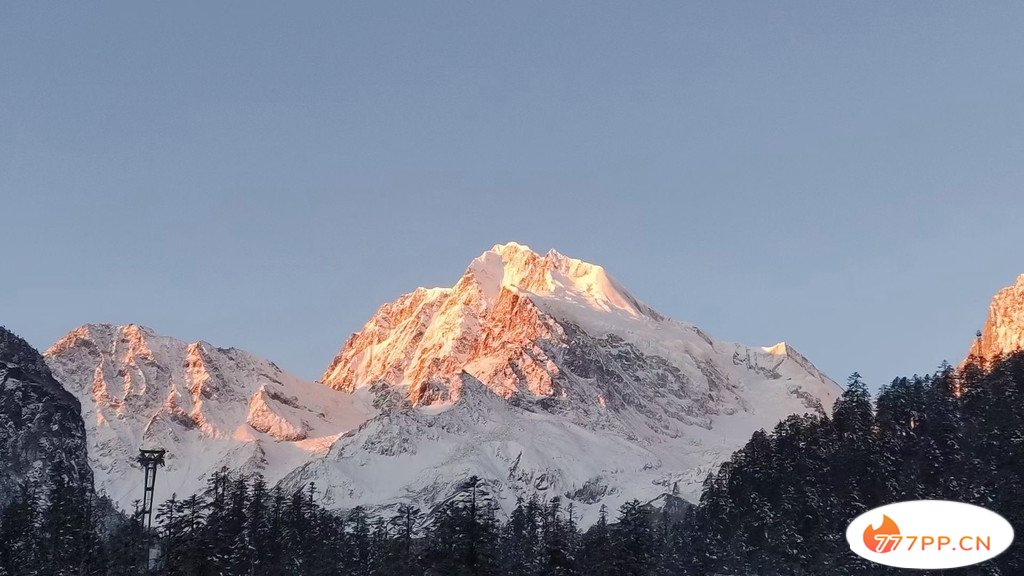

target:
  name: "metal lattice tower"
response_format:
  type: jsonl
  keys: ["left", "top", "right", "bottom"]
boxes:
{"left": 137, "top": 449, "right": 166, "bottom": 531}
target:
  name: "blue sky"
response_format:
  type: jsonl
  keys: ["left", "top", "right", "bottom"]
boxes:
{"left": 3, "top": 2, "right": 1023, "bottom": 387}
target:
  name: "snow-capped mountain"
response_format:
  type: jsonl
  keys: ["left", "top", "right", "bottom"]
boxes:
{"left": 0, "top": 327, "right": 92, "bottom": 504}
{"left": 44, "top": 324, "right": 375, "bottom": 512}
{"left": 36, "top": 244, "right": 841, "bottom": 524}
{"left": 286, "top": 242, "right": 842, "bottom": 524}
{"left": 967, "top": 274, "right": 1024, "bottom": 365}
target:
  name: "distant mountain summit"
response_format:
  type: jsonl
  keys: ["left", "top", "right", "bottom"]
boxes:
{"left": 967, "top": 274, "right": 1024, "bottom": 365}
{"left": 0, "top": 326, "right": 92, "bottom": 504}
{"left": 289, "top": 242, "right": 842, "bottom": 524}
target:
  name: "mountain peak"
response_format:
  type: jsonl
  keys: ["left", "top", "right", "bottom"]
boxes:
{"left": 762, "top": 341, "right": 791, "bottom": 356}
{"left": 483, "top": 241, "right": 571, "bottom": 265}
{"left": 466, "top": 242, "right": 660, "bottom": 320}
{"left": 487, "top": 240, "right": 537, "bottom": 255}
{"left": 967, "top": 274, "right": 1024, "bottom": 364}
{"left": 47, "top": 323, "right": 161, "bottom": 357}
{"left": 322, "top": 243, "right": 673, "bottom": 398}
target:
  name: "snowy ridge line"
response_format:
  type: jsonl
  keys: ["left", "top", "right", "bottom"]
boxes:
{"left": 39, "top": 243, "right": 841, "bottom": 525}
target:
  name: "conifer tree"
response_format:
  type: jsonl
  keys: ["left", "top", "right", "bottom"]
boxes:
{"left": 388, "top": 503, "right": 422, "bottom": 576}
{"left": 0, "top": 482, "right": 40, "bottom": 575}
{"left": 539, "top": 497, "right": 576, "bottom": 576}
{"left": 611, "top": 499, "right": 652, "bottom": 576}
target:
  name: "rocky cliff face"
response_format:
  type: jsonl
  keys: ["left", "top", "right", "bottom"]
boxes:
{"left": 967, "top": 274, "right": 1024, "bottom": 365}
{"left": 44, "top": 324, "right": 373, "bottom": 511}
{"left": 0, "top": 327, "right": 92, "bottom": 504}
{"left": 288, "top": 243, "right": 842, "bottom": 524}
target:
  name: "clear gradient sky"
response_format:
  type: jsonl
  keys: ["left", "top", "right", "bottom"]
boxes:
{"left": 3, "top": 2, "right": 1023, "bottom": 388}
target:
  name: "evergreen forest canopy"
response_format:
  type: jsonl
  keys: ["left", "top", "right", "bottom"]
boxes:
{"left": 1, "top": 352, "right": 1021, "bottom": 576}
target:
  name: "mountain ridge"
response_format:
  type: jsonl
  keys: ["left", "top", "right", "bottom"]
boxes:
{"left": 43, "top": 323, "right": 374, "bottom": 511}
{"left": 35, "top": 243, "right": 841, "bottom": 524}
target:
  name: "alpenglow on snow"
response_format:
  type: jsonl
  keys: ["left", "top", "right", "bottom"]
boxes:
{"left": 44, "top": 243, "right": 841, "bottom": 525}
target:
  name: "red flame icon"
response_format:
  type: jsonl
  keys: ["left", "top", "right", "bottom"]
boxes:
{"left": 863, "top": 515, "right": 901, "bottom": 553}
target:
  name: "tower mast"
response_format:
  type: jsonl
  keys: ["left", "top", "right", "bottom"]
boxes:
{"left": 136, "top": 448, "right": 166, "bottom": 531}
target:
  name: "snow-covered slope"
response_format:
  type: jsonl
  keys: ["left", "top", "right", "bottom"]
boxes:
{"left": 290, "top": 243, "right": 842, "bottom": 524}
{"left": 967, "top": 274, "right": 1024, "bottom": 365}
{"left": 0, "top": 327, "right": 92, "bottom": 505}
{"left": 44, "top": 324, "right": 375, "bottom": 512}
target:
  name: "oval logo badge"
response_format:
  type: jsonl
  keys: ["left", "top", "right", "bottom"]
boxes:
{"left": 847, "top": 500, "right": 1015, "bottom": 569}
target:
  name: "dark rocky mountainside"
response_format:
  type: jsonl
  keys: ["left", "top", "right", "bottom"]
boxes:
{"left": 0, "top": 326, "right": 92, "bottom": 503}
